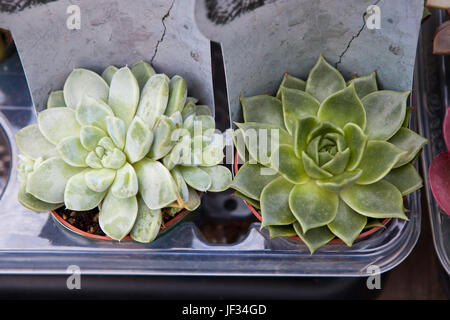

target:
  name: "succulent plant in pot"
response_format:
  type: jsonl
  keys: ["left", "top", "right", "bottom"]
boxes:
{"left": 16, "top": 60, "right": 231, "bottom": 243}
{"left": 231, "top": 55, "right": 428, "bottom": 253}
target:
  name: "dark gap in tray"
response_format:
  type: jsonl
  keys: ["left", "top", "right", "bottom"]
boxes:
{"left": 189, "top": 42, "right": 258, "bottom": 245}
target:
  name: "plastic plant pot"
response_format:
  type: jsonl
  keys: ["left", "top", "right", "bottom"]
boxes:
{"left": 233, "top": 150, "right": 391, "bottom": 244}
{"left": 417, "top": 9, "right": 450, "bottom": 275}
{"left": 0, "top": 61, "right": 423, "bottom": 276}
{"left": 50, "top": 208, "right": 191, "bottom": 241}
{"left": 0, "top": 0, "right": 424, "bottom": 277}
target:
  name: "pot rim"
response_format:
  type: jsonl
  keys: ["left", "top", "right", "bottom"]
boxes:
{"left": 233, "top": 150, "right": 390, "bottom": 243}
{"left": 51, "top": 207, "right": 191, "bottom": 241}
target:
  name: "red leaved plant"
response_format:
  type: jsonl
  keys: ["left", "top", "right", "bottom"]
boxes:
{"left": 429, "top": 107, "right": 450, "bottom": 216}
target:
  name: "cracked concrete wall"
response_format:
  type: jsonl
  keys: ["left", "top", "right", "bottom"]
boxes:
{"left": 195, "top": 0, "right": 423, "bottom": 123}
{"left": 0, "top": 0, "right": 213, "bottom": 112}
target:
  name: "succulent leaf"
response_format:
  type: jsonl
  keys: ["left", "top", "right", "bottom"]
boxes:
{"left": 321, "top": 148, "right": 350, "bottom": 175}
{"left": 388, "top": 127, "right": 428, "bottom": 168}
{"left": 184, "top": 115, "right": 215, "bottom": 137}
{"left": 384, "top": 164, "right": 423, "bottom": 196}
{"left": 38, "top": 108, "right": 81, "bottom": 145}
{"left": 317, "top": 84, "right": 366, "bottom": 130}
{"left": 305, "top": 55, "right": 346, "bottom": 102}
{"left": 181, "top": 97, "right": 198, "bottom": 120}
{"left": 230, "top": 162, "right": 279, "bottom": 200}
{"left": 147, "top": 117, "right": 175, "bottom": 160}
{"left": 200, "top": 165, "right": 232, "bottom": 192}
{"left": 231, "top": 128, "right": 253, "bottom": 163}
{"left": 136, "top": 73, "right": 170, "bottom": 129}
{"left": 184, "top": 187, "right": 201, "bottom": 211}
{"left": 293, "top": 222, "right": 335, "bottom": 254}
{"left": 18, "top": 184, "right": 63, "bottom": 212}
{"left": 327, "top": 199, "right": 367, "bottom": 246}
{"left": 165, "top": 75, "right": 188, "bottom": 116}
{"left": 316, "top": 170, "right": 362, "bottom": 192}
{"left": 101, "top": 65, "right": 118, "bottom": 85}
{"left": 163, "top": 134, "right": 191, "bottom": 170}
{"left": 76, "top": 95, "right": 114, "bottom": 131}
{"left": 64, "top": 171, "right": 107, "bottom": 211}
{"left": 131, "top": 60, "right": 156, "bottom": 92}
{"left": 124, "top": 116, "right": 153, "bottom": 163}
{"left": 356, "top": 141, "right": 406, "bottom": 184}
{"left": 101, "top": 148, "right": 126, "bottom": 169}
{"left": 276, "top": 73, "right": 306, "bottom": 98}
{"left": 340, "top": 180, "right": 407, "bottom": 219}
{"left": 346, "top": 72, "right": 378, "bottom": 99}
{"left": 280, "top": 88, "right": 319, "bottom": 134}
{"left": 260, "top": 176, "right": 297, "bottom": 227}
{"left": 171, "top": 167, "right": 190, "bottom": 203}
{"left": 26, "top": 157, "right": 84, "bottom": 203}
{"left": 85, "top": 151, "right": 103, "bottom": 169}
{"left": 267, "top": 224, "right": 297, "bottom": 238}
{"left": 194, "top": 105, "right": 212, "bottom": 116}
{"left": 80, "top": 126, "right": 107, "bottom": 151}
{"left": 63, "top": 68, "right": 109, "bottom": 109}
{"left": 364, "top": 218, "right": 385, "bottom": 229}
{"left": 241, "top": 95, "right": 285, "bottom": 129}
{"left": 179, "top": 166, "right": 211, "bottom": 192}
{"left": 84, "top": 168, "right": 116, "bottom": 192}
{"left": 97, "top": 136, "right": 115, "bottom": 152}
{"left": 302, "top": 151, "right": 333, "bottom": 179}
{"left": 110, "top": 163, "right": 138, "bottom": 199}
{"left": 362, "top": 90, "right": 409, "bottom": 140}
{"left": 130, "top": 195, "right": 162, "bottom": 243}
{"left": 134, "top": 158, "right": 178, "bottom": 210}
{"left": 343, "top": 123, "right": 367, "bottom": 170}
{"left": 201, "top": 132, "right": 226, "bottom": 166}
{"left": 289, "top": 180, "right": 338, "bottom": 232}
{"left": 99, "top": 190, "right": 138, "bottom": 240}
{"left": 57, "top": 136, "right": 89, "bottom": 167}
{"left": 131, "top": 61, "right": 155, "bottom": 90}
{"left": 293, "top": 116, "right": 319, "bottom": 157}
{"left": 47, "top": 90, "right": 66, "bottom": 108}
{"left": 108, "top": 67, "right": 140, "bottom": 127}
{"left": 271, "top": 145, "right": 308, "bottom": 184}
{"left": 16, "top": 124, "right": 58, "bottom": 160}
{"left": 236, "top": 122, "right": 292, "bottom": 165}
{"left": 106, "top": 116, "right": 126, "bottom": 150}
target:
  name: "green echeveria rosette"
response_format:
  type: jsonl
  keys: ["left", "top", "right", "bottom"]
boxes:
{"left": 231, "top": 55, "right": 428, "bottom": 253}
{"left": 15, "top": 61, "right": 231, "bottom": 243}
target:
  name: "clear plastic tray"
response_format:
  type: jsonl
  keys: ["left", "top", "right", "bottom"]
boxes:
{"left": 417, "top": 10, "right": 450, "bottom": 276}
{"left": 0, "top": 51, "right": 422, "bottom": 277}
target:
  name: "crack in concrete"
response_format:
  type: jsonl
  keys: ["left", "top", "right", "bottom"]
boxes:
{"left": 335, "top": 0, "right": 381, "bottom": 68}
{"left": 150, "top": 0, "right": 175, "bottom": 64}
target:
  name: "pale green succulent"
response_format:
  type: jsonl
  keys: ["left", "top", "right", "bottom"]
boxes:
{"left": 231, "top": 55, "right": 428, "bottom": 253}
{"left": 16, "top": 61, "right": 231, "bottom": 242}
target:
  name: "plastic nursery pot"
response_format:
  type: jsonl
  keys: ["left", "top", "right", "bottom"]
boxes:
{"left": 51, "top": 207, "right": 191, "bottom": 241}
{"left": 233, "top": 150, "right": 390, "bottom": 244}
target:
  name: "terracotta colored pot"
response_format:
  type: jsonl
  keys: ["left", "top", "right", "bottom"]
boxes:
{"left": 51, "top": 207, "right": 191, "bottom": 241}
{"left": 233, "top": 151, "right": 390, "bottom": 243}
